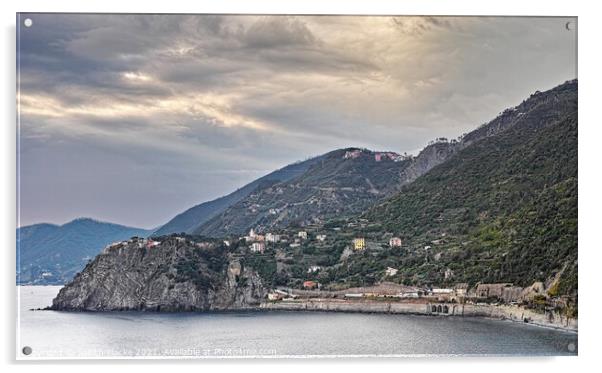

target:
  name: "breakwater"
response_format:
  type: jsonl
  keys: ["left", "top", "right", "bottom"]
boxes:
{"left": 259, "top": 300, "right": 577, "bottom": 332}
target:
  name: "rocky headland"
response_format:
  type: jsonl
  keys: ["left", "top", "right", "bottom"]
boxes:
{"left": 49, "top": 237, "right": 266, "bottom": 311}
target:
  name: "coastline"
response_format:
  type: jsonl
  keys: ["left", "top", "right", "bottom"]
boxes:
{"left": 259, "top": 299, "right": 578, "bottom": 333}
{"left": 24, "top": 285, "right": 577, "bottom": 334}
{"left": 37, "top": 301, "right": 578, "bottom": 334}
{"left": 19, "top": 285, "right": 578, "bottom": 358}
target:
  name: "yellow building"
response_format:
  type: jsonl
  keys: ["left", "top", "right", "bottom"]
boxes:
{"left": 353, "top": 237, "right": 366, "bottom": 250}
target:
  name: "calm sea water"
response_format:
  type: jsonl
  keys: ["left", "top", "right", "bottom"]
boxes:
{"left": 17, "top": 286, "right": 577, "bottom": 358}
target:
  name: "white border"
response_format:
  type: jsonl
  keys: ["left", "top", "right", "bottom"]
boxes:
{"left": 3, "top": 0, "right": 601, "bottom": 370}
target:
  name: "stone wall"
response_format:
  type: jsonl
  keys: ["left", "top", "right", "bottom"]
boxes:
{"left": 260, "top": 300, "right": 577, "bottom": 332}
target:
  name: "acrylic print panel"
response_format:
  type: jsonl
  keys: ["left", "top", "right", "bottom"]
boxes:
{"left": 16, "top": 13, "right": 578, "bottom": 359}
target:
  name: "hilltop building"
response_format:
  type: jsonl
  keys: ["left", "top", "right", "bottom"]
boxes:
{"left": 344, "top": 149, "right": 362, "bottom": 159}
{"left": 298, "top": 231, "right": 308, "bottom": 240}
{"left": 385, "top": 267, "right": 398, "bottom": 277}
{"left": 374, "top": 152, "right": 402, "bottom": 162}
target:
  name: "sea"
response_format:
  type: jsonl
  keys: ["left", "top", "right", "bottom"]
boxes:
{"left": 17, "top": 286, "right": 578, "bottom": 358}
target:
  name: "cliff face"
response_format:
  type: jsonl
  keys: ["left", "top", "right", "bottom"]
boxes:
{"left": 50, "top": 237, "right": 267, "bottom": 311}
{"left": 399, "top": 142, "right": 459, "bottom": 185}
{"left": 399, "top": 80, "right": 578, "bottom": 186}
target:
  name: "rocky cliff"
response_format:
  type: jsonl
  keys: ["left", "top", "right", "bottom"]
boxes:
{"left": 50, "top": 237, "right": 267, "bottom": 311}
{"left": 398, "top": 80, "right": 578, "bottom": 186}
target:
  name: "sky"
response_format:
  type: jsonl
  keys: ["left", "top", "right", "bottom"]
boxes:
{"left": 17, "top": 14, "right": 577, "bottom": 229}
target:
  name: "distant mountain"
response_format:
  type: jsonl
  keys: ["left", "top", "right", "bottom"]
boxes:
{"left": 153, "top": 155, "right": 329, "bottom": 236}
{"left": 17, "top": 218, "right": 151, "bottom": 284}
{"left": 193, "top": 148, "right": 414, "bottom": 237}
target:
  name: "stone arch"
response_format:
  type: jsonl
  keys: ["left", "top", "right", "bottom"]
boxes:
{"left": 437, "top": 305, "right": 442, "bottom": 313}
{"left": 443, "top": 305, "right": 449, "bottom": 314}
{"left": 431, "top": 305, "right": 437, "bottom": 312}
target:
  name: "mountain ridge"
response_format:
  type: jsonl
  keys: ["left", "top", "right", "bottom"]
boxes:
{"left": 152, "top": 153, "right": 330, "bottom": 236}
{"left": 50, "top": 79, "right": 578, "bottom": 313}
{"left": 193, "top": 147, "right": 412, "bottom": 237}
{"left": 190, "top": 80, "right": 577, "bottom": 238}
{"left": 17, "top": 217, "right": 151, "bottom": 285}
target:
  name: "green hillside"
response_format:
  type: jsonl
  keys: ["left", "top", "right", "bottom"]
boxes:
{"left": 356, "top": 86, "right": 577, "bottom": 295}
{"left": 234, "top": 80, "right": 577, "bottom": 298}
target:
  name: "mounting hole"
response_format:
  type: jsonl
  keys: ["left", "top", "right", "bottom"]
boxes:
{"left": 24, "top": 18, "right": 33, "bottom": 28}
{"left": 568, "top": 342, "right": 576, "bottom": 352}
{"left": 22, "top": 346, "right": 32, "bottom": 355}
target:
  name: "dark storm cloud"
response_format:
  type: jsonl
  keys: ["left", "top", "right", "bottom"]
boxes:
{"left": 17, "top": 15, "right": 577, "bottom": 228}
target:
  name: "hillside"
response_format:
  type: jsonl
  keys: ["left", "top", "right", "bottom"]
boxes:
{"left": 194, "top": 148, "right": 413, "bottom": 237}
{"left": 17, "top": 218, "right": 151, "bottom": 284}
{"left": 226, "top": 80, "right": 578, "bottom": 296}
{"left": 49, "top": 80, "right": 578, "bottom": 314}
{"left": 153, "top": 154, "right": 328, "bottom": 236}
{"left": 349, "top": 80, "right": 578, "bottom": 294}
{"left": 166, "top": 83, "right": 578, "bottom": 240}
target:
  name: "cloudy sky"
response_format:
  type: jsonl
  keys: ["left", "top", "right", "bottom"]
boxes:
{"left": 17, "top": 14, "right": 576, "bottom": 229}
